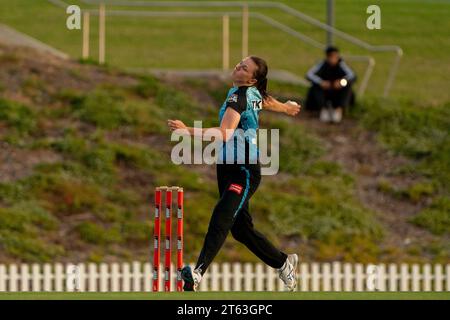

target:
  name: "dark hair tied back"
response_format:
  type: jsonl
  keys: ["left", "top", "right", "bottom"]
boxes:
{"left": 249, "top": 56, "right": 269, "bottom": 99}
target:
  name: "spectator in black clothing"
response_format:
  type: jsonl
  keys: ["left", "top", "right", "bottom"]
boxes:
{"left": 305, "top": 46, "right": 356, "bottom": 123}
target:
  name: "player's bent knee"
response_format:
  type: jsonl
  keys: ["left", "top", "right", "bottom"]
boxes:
{"left": 231, "top": 227, "right": 248, "bottom": 242}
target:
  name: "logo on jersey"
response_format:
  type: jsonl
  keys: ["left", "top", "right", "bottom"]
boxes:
{"left": 252, "top": 100, "right": 262, "bottom": 110}
{"left": 228, "top": 183, "right": 243, "bottom": 195}
{"left": 227, "top": 94, "right": 238, "bottom": 103}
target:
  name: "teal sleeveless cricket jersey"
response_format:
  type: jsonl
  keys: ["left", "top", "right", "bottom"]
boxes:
{"left": 218, "top": 85, "right": 263, "bottom": 164}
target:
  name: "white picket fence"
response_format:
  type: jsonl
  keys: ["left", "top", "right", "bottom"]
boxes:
{"left": 0, "top": 262, "right": 448, "bottom": 292}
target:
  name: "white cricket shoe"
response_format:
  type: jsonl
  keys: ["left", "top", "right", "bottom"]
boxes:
{"left": 331, "top": 107, "right": 343, "bottom": 123}
{"left": 320, "top": 107, "right": 332, "bottom": 123}
{"left": 181, "top": 266, "right": 202, "bottom": 291}
{"left": 278, "top": 254, "right": 299, "bottom": 291}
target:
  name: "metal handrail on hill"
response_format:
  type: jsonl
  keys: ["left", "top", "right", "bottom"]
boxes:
{"left": 49, "top": 0, "right": 401, "bottom": 97}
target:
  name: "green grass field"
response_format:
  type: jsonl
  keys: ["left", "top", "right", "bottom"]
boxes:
{"left": 0, "top": 291, "right": 449, "bottom": 300}
{"left": 1, "top": 0, "right": 449, "bottom": 103}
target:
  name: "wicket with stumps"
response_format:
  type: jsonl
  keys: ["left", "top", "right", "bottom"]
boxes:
{"left": 153, "top": 186, "right": 184, "bottom": 292}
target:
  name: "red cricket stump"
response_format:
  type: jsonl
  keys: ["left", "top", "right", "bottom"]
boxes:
{"left": 176, "top": 188, "right": 184, "bottom": 292}
{"left": 152, "top": 188, "right": 162, "bottom": 292}
{"left": 164, "top": 188, "right": 173, "bottom": 292}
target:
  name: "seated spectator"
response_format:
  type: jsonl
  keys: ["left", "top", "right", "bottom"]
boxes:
{"left": 305, "top": 46, "right": 356, "bottom": 123}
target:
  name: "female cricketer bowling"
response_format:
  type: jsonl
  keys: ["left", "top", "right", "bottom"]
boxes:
{"left": 168, "top": 56, "right": 301, "bottom": 291}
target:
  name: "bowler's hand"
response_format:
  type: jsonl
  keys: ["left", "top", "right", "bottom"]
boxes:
{"left": 285, "top": 101, "right": 301, "bottom": 116}
{"left": 168, "top": 119, "right": 187, "bottom": 132}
